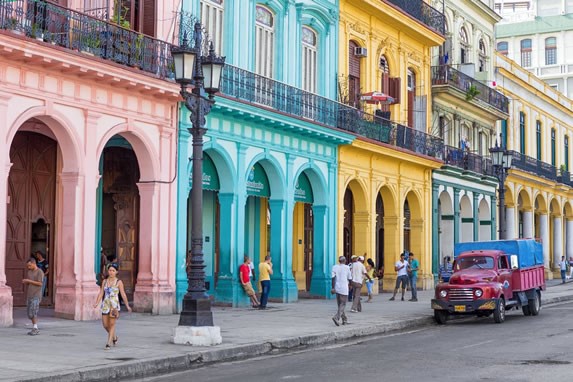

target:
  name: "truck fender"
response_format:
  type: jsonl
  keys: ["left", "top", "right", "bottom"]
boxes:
{"left": 489, "top": 283, "right": 503, "bottom": 298}
{"left": 524, "top": 288, "right": 539, "bottom": 300}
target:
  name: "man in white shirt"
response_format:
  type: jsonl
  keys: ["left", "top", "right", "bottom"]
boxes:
{"left": 390, "top": 252, "right": 409, "bottom": 301}
{"left": 331, "top": 256, "right": 352, "bottom": 326}
{"left": 350, "top": 255, "right": 370, "bottom": 313}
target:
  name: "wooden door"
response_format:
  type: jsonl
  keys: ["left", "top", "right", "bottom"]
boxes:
{"left": 6, "top": 132, "right": 56, "bottom": 306}
{"left": 343, "top": 189, "right": 354, "bottom": 262}
{"left": 303, "top": 204, "right": 313, "bottom": 291}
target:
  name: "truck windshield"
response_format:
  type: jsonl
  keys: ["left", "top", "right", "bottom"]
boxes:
{"left": 455, "top": 256, "right": 495, "bottom": 270}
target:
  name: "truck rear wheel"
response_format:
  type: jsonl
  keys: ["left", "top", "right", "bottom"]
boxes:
{"left": 528, "top": 291, "right": 541, "bottom": 316}
{"left": 522, "top": 305, "right": 531, "bottom": 316}
{"left": 493, "top": 298, "right": 506, "bottom": 323}
{"left": 434, "top": 310, "right": 448, "bottom": 325}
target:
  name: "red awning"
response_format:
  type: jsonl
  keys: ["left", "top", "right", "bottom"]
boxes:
{"left": 360, "top": 91, "right": 395, "bottom": 105}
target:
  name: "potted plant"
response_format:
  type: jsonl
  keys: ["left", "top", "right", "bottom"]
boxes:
{"left": 6, "top": 17, "right": 20, "bottom": 34}
{"left": 466, "top": 84, "right": 480, "bottom": 101}
{"left": 30, "top": 23, "right": 44, "bottom": 41}
{"left": 81, "top": 35, "right": 101, "bottom": 55}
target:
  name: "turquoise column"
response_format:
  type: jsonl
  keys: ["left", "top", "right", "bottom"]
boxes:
{"left": 432, "top": 183, "right": 440, "bottom": 285}
{"left": 491, "top": 194, "right": 497, "bottom": 240}
{"left": 232, "top": 145, "right": 248, "bottom": 307}
{"left": 94, "top": 158, "right": 104, "bottom": 281}
{"left": 215, "top": 192, "right": 237, "bottom": 303}
{"left": 473, "top": 193, "right": 479, "bottom": 241}
{"left": 309, "top": 205, "right": 329, "bottom": 297}
{"left": 268, "top": 199, "right": 298, "bottom": 302}
{"left": 175, "top": 124, "right": 191, "bottom": 311}
{"left": 453, "top": 187, "right": 460, "bottom": 245}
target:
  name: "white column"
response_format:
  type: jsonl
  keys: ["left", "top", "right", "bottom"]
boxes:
{"left": 554, "top": 216, "right": 563, "bottom": 269}
{"left": 567, "top": 219, "right": 573, "bottom": 260}
{"left": 523, "top": 210, "right": 534, "bottom": 238}
{"left": 539, "top": 214, "right": 550, "bottom": 269}
{"left": 0, "top": 163, "right": 13, "bottom": 326}
{"left": 506, "top": 207, "right": 516, "bottom": 239}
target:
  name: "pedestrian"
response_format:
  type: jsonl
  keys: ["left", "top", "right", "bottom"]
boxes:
{"left": 377, "top": 264, "right": 384, "bottom": 291}
{"left": 439, "top": 256, "right": 453, "bottom": 282}
{"left": 258, "top": 255, "right": 273, "bottom": 310}
{"left": 568, "top": 257, "right": 573, "bottom": 280}
{"left": 34, "top": 251, "right": 49, "bottom": 297}
{"left": 23, "top": 257, "right": 44, "bottom": 336}
{"left": 348, "top": 255, "right": 357, "bottom": 302}
{"left": 94, "top": 263, "right": 132, "bottom": 350}
{"left": 559, "top": 256, "right": 567, "bottom": 284}
{"left": 240, "top": 256, "right": 260, "bottom": 308}
{"left": 365, "top": 258, "right": 376, "bottom": 303}
{"left": 331, "top": 255, "right": 352, "bottom": 326}
{"left": 407, "top": 252, "right": 419, "bottom": 302}
{"left": 389, "top": 252, "right": 409, "bottom": 301}
{"left": 350, "top": 255, "right": 370, "bottom": 313}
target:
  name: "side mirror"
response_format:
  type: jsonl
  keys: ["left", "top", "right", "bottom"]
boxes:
{"left": 510, "top": 255, "right": 518, "bottom": 270}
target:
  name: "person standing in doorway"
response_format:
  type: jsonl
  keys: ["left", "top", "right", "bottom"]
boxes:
{"left": 94, "top": 263, "right": 132, "bottom": 350}
{"left": 258, "top": 255, "right": 273, "bottom": 310}
{"left": 23, "top": 257, "right": 44, "bottom": 335}
{"left": 389, "top": 252, "right": 409, "bottom": 301}
{"left": 34, "top": 251, "right": 49, "bottom": 297}
{"left": 240, "top": 256, "right": 260, "bottom": 308}
{"left": 559, "top": 256, "right": 567, "bottom": 284}
{"left": 331, "top": 255, "right": 352, "bottom": 326}
{"left": 407, "top": 253, "right": 419, "bottom": 302}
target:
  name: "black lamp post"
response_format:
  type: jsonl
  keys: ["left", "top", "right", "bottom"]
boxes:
{"left": 171, "top": 22, "right": 225, "bottom": 327}
{"left": 490, "top": 139, "right": 513, "bottom": 240}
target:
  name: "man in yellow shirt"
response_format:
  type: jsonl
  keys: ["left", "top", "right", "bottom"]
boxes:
{"left": 258, "top": 255, "right": 273, "bottom": 310}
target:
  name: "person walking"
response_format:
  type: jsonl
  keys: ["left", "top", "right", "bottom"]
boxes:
{"left": 365, "top": 258, "right": 376, "bottom": 302}
{"left": 258, "top": 255, "right": 273, "bottom": 310}
{"left": 350, "top": 256, "right": 370, "bottom": 313}
{"left": 407, "top": 252, "right": 419, "bottom": 302}
{"left": 94, "top": 263, "right": 132, "bottom": 350}
{"left": 23, "top": 257, "right": 44, "bottom": 335}
{"left": 240, "top": 256, "right": 260, "bottom": 308}
{"left": 568, "top": 256, "right": 573, "bottom": 280}
{"left": 439, "top": 256, "right": 453, "bottom": 282}
{"left": 331, "top": 256, "right": 352, "bottom": 326}
{"left": 348, "top": 255, "right": 357, "bottom": 302}
{"left": 389, "top": 252, "right": 409, "bottom": 301}
{"left": 559, "top": 256, "right": 567, "bottom": 284}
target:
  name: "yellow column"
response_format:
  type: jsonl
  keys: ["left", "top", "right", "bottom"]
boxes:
{"left": 382, "top": 215, "right": 401, "bottom": 291}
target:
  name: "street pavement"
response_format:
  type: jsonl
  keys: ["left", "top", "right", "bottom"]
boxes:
{"left": 1, "top": 279, "right": 573, "bottom": 382}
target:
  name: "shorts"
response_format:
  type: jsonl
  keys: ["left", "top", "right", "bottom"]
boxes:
{"left": 27, "top": 297, "right": 40, "bottom": 319}
{"left": 395, "top": 275, "right": 409, "bottom": 289}
{"left": 242, "top": 282, "right": 256, "bottom": 297}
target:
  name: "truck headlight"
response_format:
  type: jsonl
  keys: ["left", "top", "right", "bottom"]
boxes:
{"left": 440, "top": 290, "right": 448, "bottom": 298}
{"left": 474, "top": 289, "right": 483, "bottom": 298}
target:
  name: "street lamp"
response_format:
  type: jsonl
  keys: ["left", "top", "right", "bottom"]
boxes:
{"left": 171, "top": 22, "right": 225, "bottom": 344}
{"left": 490, "top": 139, "right": 513, "bottom": 240}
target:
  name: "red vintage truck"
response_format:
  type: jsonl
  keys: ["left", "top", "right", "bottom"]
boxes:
{"left": 432, "top": 239, "right": 545, "bottom": 324}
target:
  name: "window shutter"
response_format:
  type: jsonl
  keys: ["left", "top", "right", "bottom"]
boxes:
{"left": 388, "top": 77, "right": 401, "bottom": 104}
{"left": 142, "top": 0, "right": 156, "bottom": 37}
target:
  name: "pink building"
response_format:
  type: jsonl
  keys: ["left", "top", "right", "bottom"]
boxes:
{"left": 0, "top": 0, "right": 181, "bottom": 326}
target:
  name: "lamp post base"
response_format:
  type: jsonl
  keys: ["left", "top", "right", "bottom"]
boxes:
{"left": 178, "top": 296, "right": 214, "bottom": 326}
{"left": 172, "top": 325, "right": 222, "bottom": 346}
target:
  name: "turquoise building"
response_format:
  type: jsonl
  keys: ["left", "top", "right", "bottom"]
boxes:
{"left": 175, "top": 0, "right": 352, "bottom": 308}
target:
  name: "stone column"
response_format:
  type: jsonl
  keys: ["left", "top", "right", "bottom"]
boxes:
{"left": 553, "top": 215, "right": 563, "bottom": 272}
{"left": 354, "top": 211, "right": 371, "bottom": 256}
{"left": 539, "top": 213, "right": 550, "bottom": 271}
{"left": 0, "top": 163, "right": 13, "bottom": 326}
{"left": 473, "top": 193, "right": 479, "bottom": 241}
{"left": 431, "top": 183, "right": 440, "bottom": 285}
{"left": 567, "top": 219, "right": 573, "bottom": 260}
{"left": 505, "top": 206, "right": 515, "bottom": 239}
{"left": 175, "top": 128, "right": 190, "bottom": 311}
{"left": 214, "top": 193, "right": 237, "bottom": 303}
{"left": 491, "top": 195, "right": 498, "bottom": 240}
{"left": 382, "top": 216, "right": 400, "bottom": 291}
{"left": 309, "top": 205, "right": 329, "bottom": 297}
{"left": 523, "top": 210, "right": 534, "bottom": 238}
{"left": 453, "top": 188, "right": 460, "bottom": 244}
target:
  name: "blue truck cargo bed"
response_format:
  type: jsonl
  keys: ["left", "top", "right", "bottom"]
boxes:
{"left": 454, "top": 239, "right": 543, "bottom": 268}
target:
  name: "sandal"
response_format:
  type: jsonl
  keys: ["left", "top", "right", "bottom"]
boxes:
{"left": 105, "top": 344, "right": 111, "bottom": 350}
{"left": 113, "top": 336, "right": 118, "bottom": 346}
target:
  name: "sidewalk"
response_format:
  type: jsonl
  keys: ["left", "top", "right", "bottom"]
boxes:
{"left": 2, "top": 280, "right": 573, "bottom": 382}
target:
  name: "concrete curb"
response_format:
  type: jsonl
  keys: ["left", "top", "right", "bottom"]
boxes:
{"left": 18, "top": 294, "right": 573, "bottom": 382}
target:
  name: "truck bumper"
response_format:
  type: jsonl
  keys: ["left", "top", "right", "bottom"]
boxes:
{"left": 431, "top": 298, "right": 498, "bottom": 314}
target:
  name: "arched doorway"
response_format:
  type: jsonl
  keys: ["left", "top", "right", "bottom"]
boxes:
{"left": 403, "top": 200, "right": 411, "bottom": 252}
{"left": 478, "top": 198, "right": 491, "bottom": 241}
{"left": 343, "top": 189, "right": 354, "bottom": 262}
{"left": 375, "top": 193, "right": 384, "bottom": 271}
{"left": 6, "top": 131, "right": 57, "bottom": 306}
{"left": 292, "top": 172, "right": 314, "bottom": 292}
{"left": 460, "top": 195, "right": 472, "bottom": 242}
{"left": 244, "top": 163, "right": 271, "bottom": 268}
{"left": 438, "top": 191, "right": 454, "bottom": 262}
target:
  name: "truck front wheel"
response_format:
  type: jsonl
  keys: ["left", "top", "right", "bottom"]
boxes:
{"left": 434, "top": 310, "right": 448, "bottom": 325}
{"left": 493, "top": 298, "right": 506, "bottom": 323}
{"left": 528, "top": 291, "right": 541, "bottom": 316}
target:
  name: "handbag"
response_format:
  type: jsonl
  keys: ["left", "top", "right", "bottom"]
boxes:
{"left": 110, "top": 307, "right": 120, "bottom": 319}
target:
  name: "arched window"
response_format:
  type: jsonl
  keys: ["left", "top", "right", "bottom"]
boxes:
{"left": 545, "top": 37, "right": 557, "bottom": 65}
{"left": 459, "top": 27, "right": 469, "bottom": 64}
{"left": 478, "top": 39, "right": 487, "bottom": 72}
{"left": 520, "top": 39, "right": 532, "bottom": 67}
{"left": 255, "top": 5, "right": 275, "bottom": 77}
{"left": 200, "top": 0, "right": 224, "bottom": 55}
{"left": 301, "top": 26, "right": 317, "bottom": 93}
{"left": 497, "top": 41, "right": 508, "bottom": 56}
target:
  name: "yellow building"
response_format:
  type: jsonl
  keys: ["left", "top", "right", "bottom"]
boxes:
{"left": 495, "top": 52, "right": 573, "bottom": 279}
{"left": 338, "top": 0, "right": 445, "bottom": 290}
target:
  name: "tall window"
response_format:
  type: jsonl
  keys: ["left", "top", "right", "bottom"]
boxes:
{"left": 551, "top": 128, "right": 556, "bottom": 166}
{"left": 497, "top": 41, "right": 508, "bottom": 56}
{"left": 520, "top": 39, "right": 532, "bottom": 67}
{"left": 200, "top": 0, "right": 224, "bottom": 55}
{"left": 459, "top": 27, "right": 469, "bottom": 64}
{"left": 536, "top": 120, "right": 541, "bottom": 160}
{"left": 565, "top": 135, "right": 570, "bottom": 171}
{"left": 115, "top": 0, "right": 156, "bottom": 36}
{"left": 501, "top": 119, "right": 508, "bottom": 148}
{"left": 301, "top": 26, "right": 317, "bottom": 93}
{"left": 478, "top": 39, "right": 487, "bottom": 72}
{"left": 255, "top": 5, "right": 275, "bottom": 77}
{"left": 519, "top": 112, "right": 526, "bottom": 153}
{"left": 545, "top": 37, "right": 557, "bottom": 65}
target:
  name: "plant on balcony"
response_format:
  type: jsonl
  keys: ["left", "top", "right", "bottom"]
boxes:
{"left": 30, "top": 23, "right": 44, "bottom": 40}
{"left": 6, "top": 17, "right": 19, "bottom": 33}
{"left": 81, "top": 35, "right": 101, "bottom": 55}
{"left": 111, "top": 0, "right": 131, "bottom": 29}
{"left": 466, "top": 84, "right": 480, "bottom": 101}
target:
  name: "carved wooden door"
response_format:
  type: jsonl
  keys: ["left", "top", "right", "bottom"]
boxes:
{"left": 114, "top": 193, "right": 139, "bottom": 301}
{"left": 303, "top": 204, "right": 313, "bottom": 291}
{"left": 6, "top": 132, "right": 56, "bottom": 306}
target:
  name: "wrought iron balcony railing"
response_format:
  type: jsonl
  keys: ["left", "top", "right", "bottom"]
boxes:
{"left": 431, "top": 65, "right": 509, "bottom": 114}
{"left": 221, "top": 64, "right": 444, "bottom": 158}
{"left": 443, "top": 145, "right": 491, "bottom": 175}
{"left": 385, "top": 0, "right": 445, "bottom": 35}
{"left": 0, "top": 0, "right": 173, "bottom": 79}
{"left": 509, "top": 150, "right": 556, "bottom": 181}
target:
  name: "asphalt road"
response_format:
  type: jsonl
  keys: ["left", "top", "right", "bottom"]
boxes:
{"left": 142, "top": 301, "right": 573, "bottom": 382}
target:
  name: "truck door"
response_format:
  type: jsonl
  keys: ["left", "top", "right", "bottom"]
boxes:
{"left": 497, "top": 255, "right": 513, "bottom": 296}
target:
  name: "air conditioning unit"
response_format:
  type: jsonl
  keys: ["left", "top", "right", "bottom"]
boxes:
{"left": 354, "top": 47, "right": 368, "bottom": 57}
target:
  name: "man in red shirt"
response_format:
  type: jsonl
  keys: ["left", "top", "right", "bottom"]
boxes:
{"left": 240, "top": 256, "right": 260, "bottom": 308}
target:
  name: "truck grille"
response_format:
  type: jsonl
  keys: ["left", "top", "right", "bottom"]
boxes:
{"left": 448, "top": 288, "right": 474, "bottom": 301}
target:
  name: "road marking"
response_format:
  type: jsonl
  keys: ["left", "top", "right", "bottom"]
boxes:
{"left": 454, "top": 339, "right": 495, "bottom": 350}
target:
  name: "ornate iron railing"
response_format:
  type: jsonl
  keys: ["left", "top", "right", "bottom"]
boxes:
{"left": 385, "top": 0, "right": 445, "bottom": 35}
{"left": 443, "top": 145, "right": 491, "bottom": 175}
{"left": 431, "top": 66, "right": 509, "bottom": 114}
{"left": 0, "top": 0, "right": 174, "bottom": 79}
{"left": 509, "top": 150, "right": 556, "bottom": 181}
{"left": 221, "top": 64, "right": 444, "bottom": 158}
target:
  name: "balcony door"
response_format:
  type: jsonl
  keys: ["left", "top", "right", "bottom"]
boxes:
{"left": 116, "top": 0, "right": 156, "bottom": 36}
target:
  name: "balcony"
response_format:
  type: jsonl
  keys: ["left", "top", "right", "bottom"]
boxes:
{"left": 221, "top": 65, "right": 444, "bottom": 158}
{"left": 0, "top": 0, "right": 173, "bottom": 80}
{"left": 431, "top": 65, "right": 509, "bottom": 114}
{"left": 443, "top": 145, "right": 491, "bottom": 175}
{"left": 509, "top": 151, "right": 556, "bottom": 181}
{"left": 384, "top": 0, "right": 445, "bottom": 35}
